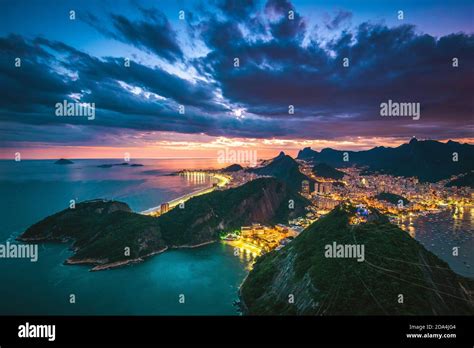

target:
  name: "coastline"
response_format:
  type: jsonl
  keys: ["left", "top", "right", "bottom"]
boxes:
{"left": 140, "top": 185, "right": 214, "bottom": 214}
{"left": 140, "top": 172, "right": 230, "bottom": 215}
{"left": 171, "top": 240, "right": 217, "bottom": 249}
{"left": 64, "top": 240, "right": 221, "bottom": 271}
{"left": 65, "top": 247, "right": 170, "bottom": 271}
{"left": 61, "top": 240, "right": 221, "bottom": 271}
{"left": 90, "top": 247, "right": 170, "bottom": 271}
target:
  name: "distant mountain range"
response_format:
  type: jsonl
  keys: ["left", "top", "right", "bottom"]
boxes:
{"left": 240, "top": 204, "right": 474, "bottom": 315}
{"left": 297, "top": 139, "right": 474, "bottom": 182}
{"left": 248, "top": 152, "right": 314, "bottom": 191}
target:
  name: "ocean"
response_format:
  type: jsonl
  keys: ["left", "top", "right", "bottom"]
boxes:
{"left": 0, "top": 158, "right": 253, "bottom": 315}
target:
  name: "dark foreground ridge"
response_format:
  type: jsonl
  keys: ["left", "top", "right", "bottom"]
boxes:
{"left": 18, "top": 178, "right": 309, "bottom": 271}
{"left": 240, "top": 204, "right": 474, "bottom": 315}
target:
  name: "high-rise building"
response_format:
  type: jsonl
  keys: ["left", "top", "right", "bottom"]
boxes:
{"left": 301, "top": 180, "right": 310, "bottom": 195}
{"left": 322, "top": 182, "right": 332, "bottom": 194}
{"left": 315, "top": 182, "right": 332, "bottom": 194}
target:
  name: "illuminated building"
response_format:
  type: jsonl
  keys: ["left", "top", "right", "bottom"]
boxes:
{"left": 314, "top": 182, "right": 332, "bottom": 195}
{"left": 301, "top": 180, "right": 310, "bottom": 195}
{"left": 160, "top": 203, "right": 170, "bottom": 214}
{"left": 314, "top": 196, "right": 339, "bottom": 210}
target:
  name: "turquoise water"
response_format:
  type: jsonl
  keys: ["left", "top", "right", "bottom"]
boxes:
{"left": 0, "top": 242, "right": 250, "bottom": 315}
{"left": 0, "top": 159, "right": 253, "bottom": 315}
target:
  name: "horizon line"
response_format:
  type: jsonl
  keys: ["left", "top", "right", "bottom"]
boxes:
{"left": 0, "top": 137, "right": 472, "bottom": 161}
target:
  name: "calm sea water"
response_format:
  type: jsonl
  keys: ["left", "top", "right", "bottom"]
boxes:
{"left": 0, "top": 159, "right": 253, "bottom": 315}
{"left": 399, "top": 208, "right": 474, "bottom": 279}
{"left": 0, "top": 159, "right": 471, "bottom": 315}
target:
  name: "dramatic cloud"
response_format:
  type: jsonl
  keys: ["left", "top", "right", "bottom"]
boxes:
{"left": 0, "top": 0, "right": 473, "bottom": 152}
{"left": 84, "top": 7, "right": 184, "bottom": 63}
{"left": 326, "top": 10, "right": 352, "bottom": 30}
{"left": 215, "top": 0, "right": 259, "bottom": 20}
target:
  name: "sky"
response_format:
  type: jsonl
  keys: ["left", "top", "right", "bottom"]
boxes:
{"left": 0, "top": 0, "right": 473, "bottom": 159}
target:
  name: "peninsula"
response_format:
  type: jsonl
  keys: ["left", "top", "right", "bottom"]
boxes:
{"left": 18, "top": 178, "right": 309, "bottom": 271}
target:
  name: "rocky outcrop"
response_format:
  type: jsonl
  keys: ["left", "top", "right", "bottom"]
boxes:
{"left": 248, "top": 154, "right": 314, "bottom": 191}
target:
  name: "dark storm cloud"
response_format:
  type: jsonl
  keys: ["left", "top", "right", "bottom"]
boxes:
{"left": 1, "top": 0, "right": 473, "bottom": 144}
{"left": 326, "top": 9, "right": 352, "bottom": 30}
{"left": 0, "top": 34, "right": 285, "bottom": 143}
{"left": 0, "top": 35, "right": 75, "bottom": 113}
{"left": 83, "top": 7, "right": 183, "bottom": 63}
{"left": 1, "top": 35, "right": 224, "bottom": 115}
{"left": 199, "top": 13, "right": 474, "bottom": 129}
{"left": 265, "top": 0, "right": 306, "bottom": 40}
{"left": 264, "top": 0, "right": 293, "bottom": 14}
{"left": 214, "top": 0, "right": 258, "bottom": 20}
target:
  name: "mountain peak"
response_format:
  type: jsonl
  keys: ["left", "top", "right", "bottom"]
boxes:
{"left": 222, "top": 163, "right": 243, "bottom": 172}
{"left": 409, "top": 137, "right": 418, "bottom": 145}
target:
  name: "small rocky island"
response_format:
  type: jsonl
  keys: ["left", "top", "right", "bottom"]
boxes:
{"left": 54, "top": 158, "right": 74, "bottom": 165}
{"left": 18, "top": 178, "right": 308, "bottom": 271}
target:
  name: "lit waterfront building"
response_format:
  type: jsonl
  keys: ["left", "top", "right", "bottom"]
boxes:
{"left": 160, "top": 203, "right": 170, "bottom": 214}
{"left": 239, "top": 223, "right": 299, "bottom": 252}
